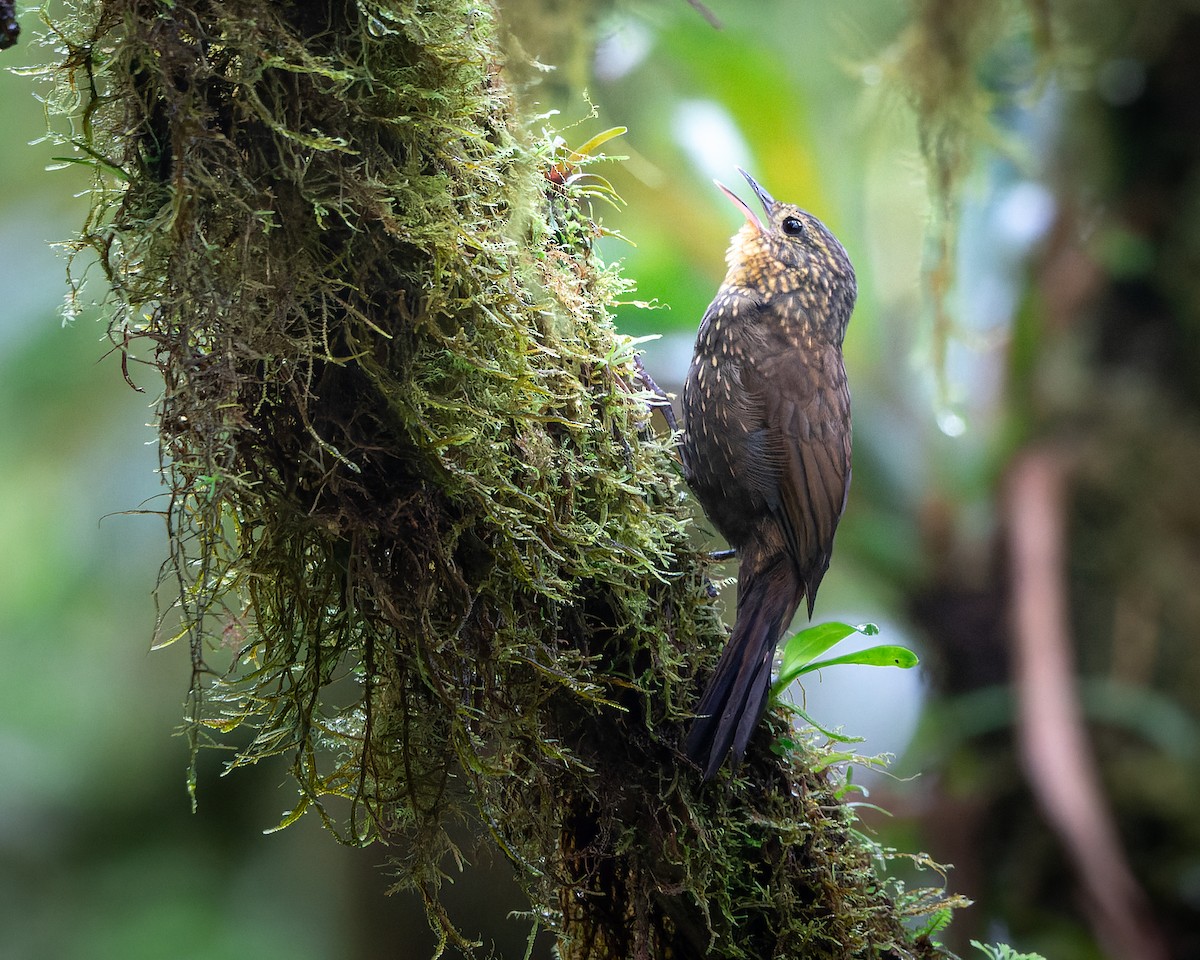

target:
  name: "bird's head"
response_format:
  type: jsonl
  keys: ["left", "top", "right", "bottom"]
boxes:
{"left": 716, "top": 168, "right": 856, "bottom": 340}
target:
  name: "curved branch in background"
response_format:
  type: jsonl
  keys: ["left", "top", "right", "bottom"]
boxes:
{"left": 1005, "top": 450, "right": 1168, "bottom": 960}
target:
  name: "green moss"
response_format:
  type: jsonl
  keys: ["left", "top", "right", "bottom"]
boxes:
{"left": 43, "top": 0, "right": 959, "bottom": 955}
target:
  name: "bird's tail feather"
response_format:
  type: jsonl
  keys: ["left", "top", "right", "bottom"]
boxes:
{"left": 684, "top": 558, "right": 803, "bottom": 779}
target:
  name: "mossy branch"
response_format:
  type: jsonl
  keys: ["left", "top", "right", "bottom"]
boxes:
{"left": 45, "top": 1, "right": 957, "bottom": 956}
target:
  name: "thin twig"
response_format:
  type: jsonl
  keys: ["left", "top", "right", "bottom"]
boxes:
{"left": 683, "top": 0, "right": 722, "bottom": 30}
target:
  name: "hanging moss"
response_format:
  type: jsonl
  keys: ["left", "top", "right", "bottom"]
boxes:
{"left": 880, "top": 0, "right": 1054, "bottom": 404}
{"left": 43, "top": 0, "right": 960, "bottom": 955}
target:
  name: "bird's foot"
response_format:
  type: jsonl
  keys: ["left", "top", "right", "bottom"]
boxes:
{"left": 701, "top": 548, "right": 737, "bottom": 596}
{"left": 632, "top": 353, "right": 679, "bottom": 434}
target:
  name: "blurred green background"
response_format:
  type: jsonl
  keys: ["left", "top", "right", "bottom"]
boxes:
{"left": 4, "top": 1, "right": 1200, "bottom": 958}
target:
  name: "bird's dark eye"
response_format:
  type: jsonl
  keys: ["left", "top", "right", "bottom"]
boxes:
{"left": 781, "top": 216, "right": 805, "bottom": 236}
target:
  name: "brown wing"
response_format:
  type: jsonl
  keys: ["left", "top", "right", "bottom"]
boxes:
{"left": 748, "top": 345, "right": 851, "bottom": 614}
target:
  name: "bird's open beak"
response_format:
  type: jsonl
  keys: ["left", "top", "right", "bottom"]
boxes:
{"left": 714, "top": 167, "right": 775, "bottom": 235}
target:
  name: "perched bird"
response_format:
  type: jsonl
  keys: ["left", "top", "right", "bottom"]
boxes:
{"left": 682, "top": 169, "right": 856, "bottom": 780}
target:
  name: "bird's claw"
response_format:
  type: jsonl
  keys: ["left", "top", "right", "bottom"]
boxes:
{"left": 633, "top": 353, "right": 679, "bottom": 434}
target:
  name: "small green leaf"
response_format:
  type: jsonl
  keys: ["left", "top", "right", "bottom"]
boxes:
{"left": 917, "top": 907, "right": 954, "bottom": 939}
{"left": 799, "top": 644, "right": 920, "bottom": 675}
{"left": 773, "top": 621, "right": 896, "bottom": 696}
{"left": 811, "top": 750, "right": 867, "bottom": 771}
{"left": 566, "top": 125, "right": 628, "bottom": 165}
{"left": 970, "top": 941, "right": 1049, "bottom": 960}
{"left": 776, "top": 621, "right": 863, "bottom": 681}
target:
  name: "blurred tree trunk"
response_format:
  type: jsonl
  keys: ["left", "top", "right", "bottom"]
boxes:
{"left": 50, "top": 1, "right": 949, "bottom": 957}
